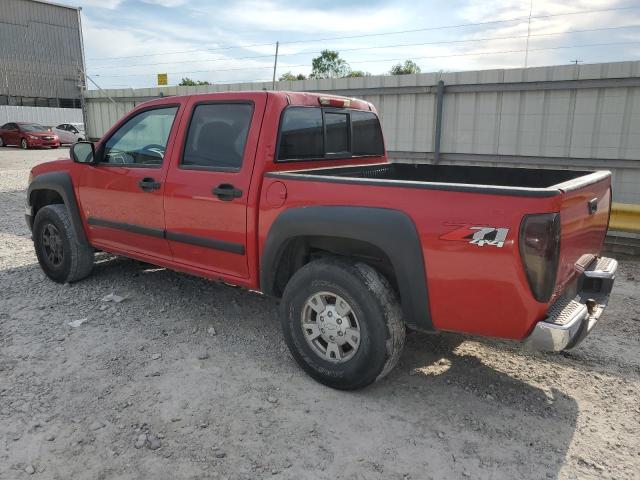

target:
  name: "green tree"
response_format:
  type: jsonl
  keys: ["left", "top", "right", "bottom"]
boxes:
{"left": 279, "top": 72, "right": 307, "bottom": 81}
{"left": 389, "top": 60, "right": 421, "bottom": 75}
{"left": 310, "top": 50, "right": 351, "bottom": 79}
{"left": 178, "top": 77, "right": 211, "bottom": 86}
{"left": 346, "top": 70, "right": 371, "bottom": 78}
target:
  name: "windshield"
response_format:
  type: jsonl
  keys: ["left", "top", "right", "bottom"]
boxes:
{"left": 21, "top": 124, "right": 48, "bottom": 132}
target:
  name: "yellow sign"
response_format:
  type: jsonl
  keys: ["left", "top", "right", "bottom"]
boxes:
{"left": 157, "top": 73, "right": 168, "bottom": 86}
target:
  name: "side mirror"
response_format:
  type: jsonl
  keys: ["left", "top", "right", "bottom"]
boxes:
{"left": 71, "top": 141, "right": 96, "bottom": 164}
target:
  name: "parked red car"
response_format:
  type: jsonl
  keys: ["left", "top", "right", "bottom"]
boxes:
{"left": 25, "top": 91, "right": 616, "bottom": 390}
{"left": 0, "top": 122, "right": 60, "bottom": 149}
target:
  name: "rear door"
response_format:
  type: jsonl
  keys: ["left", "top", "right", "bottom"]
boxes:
{"left": 77, "top": 102, "right": 185, "bottom": 260}
{"left": 163, "top": 93, "right": 267, "bottom": 278}
{"left": 56, "top": 124, "right": 72, "bottom": 143}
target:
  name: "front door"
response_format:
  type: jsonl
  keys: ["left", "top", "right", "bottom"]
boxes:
{"left": 163, "top": 93, "right": 267, "bottom": 278}
{"left": 78, "top": 103, "right": 184, "bottom": 261}
{"left": 7, "top": 123, "right": 20, "bottom": 145}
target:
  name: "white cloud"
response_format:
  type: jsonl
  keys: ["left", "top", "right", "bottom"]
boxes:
{"left": 141, "top": 0, "right": 191, "bottom": 7}
{"left": 79, "top": 0, "right": 123, "bottom": 9}
{"left": 218, "top": 1, "right": 409, "bottom": 34}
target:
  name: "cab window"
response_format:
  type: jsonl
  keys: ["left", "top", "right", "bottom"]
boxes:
{"left": 277, "top": 107, "right": 383, "bottom": 161}
{"left": 181, "top": 103, "right": 253, "bottom": 171}
{"left": 102, "top": 107, "right": 178, "bottom": 166}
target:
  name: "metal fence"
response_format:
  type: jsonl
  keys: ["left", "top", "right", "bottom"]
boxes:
{"left": 83, "top": 61, "right": 640, "bottom": 206}
{"left": 0, "top": 105, "right": 83, "bottom": 126}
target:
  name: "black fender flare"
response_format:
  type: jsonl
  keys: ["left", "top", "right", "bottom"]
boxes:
{"left": 26, "top": 171, "right": 89, "bottom": 248}
{"left": 260, "top": 206, "right": 433, "bottom": 332}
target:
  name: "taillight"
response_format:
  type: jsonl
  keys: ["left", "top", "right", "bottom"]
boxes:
{"left": 519, "top": 213, "right": 561, "bottom": 302}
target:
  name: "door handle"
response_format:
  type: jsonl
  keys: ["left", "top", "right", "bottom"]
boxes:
{"left": 212, "top": 183, "right": 242, "bottom": 201}
{"left": 138, "top": 177, "right": 161, "bottom": 192}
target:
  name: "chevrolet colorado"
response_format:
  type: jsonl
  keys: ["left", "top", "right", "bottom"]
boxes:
{"left": 26, "top": 91, "right": 617, "bottom": 389}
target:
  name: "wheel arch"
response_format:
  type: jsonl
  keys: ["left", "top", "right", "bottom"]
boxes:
{"left": 27, "top": 171, "right": 89, "bottom": 248}
{"left": 260, "top": 206, "right": 433, "bottom": 332}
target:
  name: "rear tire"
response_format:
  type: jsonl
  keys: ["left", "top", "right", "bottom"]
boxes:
{"left": 20, "top": 138, "right": 28, "bottom": 149}
{"left": 0, "top": 137, "right": 4, "bottom": 147}
{"left": 33, "top": 204, "right": 94, "bottom": 283}
{"left": 281, "top": 258, "right": 405, "bottom": 390}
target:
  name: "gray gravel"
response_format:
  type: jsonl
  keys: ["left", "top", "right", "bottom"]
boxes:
{"left": 1, "top": 147, "right": 639, "bottom": 479}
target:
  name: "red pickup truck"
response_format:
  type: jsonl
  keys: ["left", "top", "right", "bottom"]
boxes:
{"left": 26, "top": 91, "right": 617, "bottom": 389}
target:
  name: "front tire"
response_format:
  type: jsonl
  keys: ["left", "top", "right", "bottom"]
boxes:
{"left": 281, "top": 258, "right": 405, "bottom": 390}
{"left": 0, "top": 136, "right": 4, "bottom": 147}
{"left": 33, "top": 204, "right": 94, "bottom": 283}
{"left": 20, "top": 138, "right": 28, "bottom": 149}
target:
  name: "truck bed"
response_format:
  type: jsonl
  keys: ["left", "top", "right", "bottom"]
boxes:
{"left": 268, "top": 163, "right": 609, "bottom": 197}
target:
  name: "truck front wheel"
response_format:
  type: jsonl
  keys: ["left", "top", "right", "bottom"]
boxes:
{"left": 33, "top": 204, "right": 94, "bottom": 283}
{"left": 281, "top": 258, "right": 405, "bottom": 390}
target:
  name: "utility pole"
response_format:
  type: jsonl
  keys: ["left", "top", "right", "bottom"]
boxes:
{"left": 524, "top": 0, "right": 533, "bottom": 68}
{"left": 78, "top": 68, "right": 118, "bottom": 106}
{"left": 272, "top": 41, "right": 279, "bottom": 90}
{"left": 570, "top": 59, "right": 583, "bottom": 65}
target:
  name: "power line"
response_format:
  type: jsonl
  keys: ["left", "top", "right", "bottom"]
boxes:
{"left": 87, "top": 24, "right": 640, "bottom": 71}
{"left": 91, "top": 40, "right": 640, "bottom": 79}
{"left": 87, "top": 5, "right": 640, "bottom": 62}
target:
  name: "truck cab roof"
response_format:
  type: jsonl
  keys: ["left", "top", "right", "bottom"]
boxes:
{"left": 138, "top": 90, "right": 375, "bottom": 112}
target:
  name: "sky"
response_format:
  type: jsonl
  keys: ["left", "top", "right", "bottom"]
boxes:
{"left": 55, "top": 0, "right": 640, "bottom": 89}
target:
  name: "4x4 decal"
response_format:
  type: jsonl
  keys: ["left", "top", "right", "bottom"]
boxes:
{"left": 440, "top": 225, "right": 509, "bottom": 248}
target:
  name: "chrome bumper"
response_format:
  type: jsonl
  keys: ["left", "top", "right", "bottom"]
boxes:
{"left": 525, "top": 256, "right": 618, "bottom": 351}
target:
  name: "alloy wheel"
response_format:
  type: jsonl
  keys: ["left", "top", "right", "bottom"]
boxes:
{"left": 301, "top": 291, "right": 361, "bottom": 363}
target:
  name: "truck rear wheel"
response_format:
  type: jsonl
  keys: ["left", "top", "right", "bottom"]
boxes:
{"left": 281, "top": 258, "right": 405, "bottom": 390}
{"left": 33, "top": 204, "right": 94, "bottom": 283}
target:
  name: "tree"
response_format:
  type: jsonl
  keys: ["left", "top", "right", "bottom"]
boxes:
{"left": 390, "top": 60, "right": 421, "bottom": 75}
{"left": 346, "top": 70, "right": 371, "bottom": 78}
{"left": 310, "top": 50, "right": 351, "bottom": 79}
{"left": 178, "top": 77, "right": 211, "bottom": 86}
{"left": 279, "top": 72, "right": 307, "bottom": 81}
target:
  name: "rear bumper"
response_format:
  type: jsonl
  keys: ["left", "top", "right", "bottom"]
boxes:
{"left": 524, "top": 256, "right": 617, "bottom": 351}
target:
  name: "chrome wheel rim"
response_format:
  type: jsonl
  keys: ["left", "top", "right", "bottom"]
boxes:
{"left": 41, "top": 223, "right": 64, "bottom": 267}
{"left": 301, "top": 291, "right": 361, "bottom": 363}
{"left": 21, "top": 139, "right": 27, "bottom": 149}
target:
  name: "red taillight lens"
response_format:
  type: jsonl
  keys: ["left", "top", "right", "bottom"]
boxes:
{"left": 519, "top": 213, "right": 561, "bottom": 302}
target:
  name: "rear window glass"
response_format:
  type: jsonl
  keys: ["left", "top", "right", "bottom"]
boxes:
{"left": 278, "top": 107, "right": 323, "bottom": 160}
{"left": 325, "top": 112, "right": 349, "bottom": 154}
{"left": 352, "top": 111, "right": 384, "bottom": 156}
{"left": 277, "top": 107, "right": 383, "bottom": 161}
{"left": 182, "top": 103, "right": 253, "bottom": 170}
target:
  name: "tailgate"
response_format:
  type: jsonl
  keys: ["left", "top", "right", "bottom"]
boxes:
{"left": 553, "top": 173, "right": 611, "bottom": 299}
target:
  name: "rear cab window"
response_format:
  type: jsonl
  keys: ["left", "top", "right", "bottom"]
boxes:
{"left": 181, "top": 103, "right": 254, "bottom": 171}
{"left": 277, "top": 107, "right": 383, "bottom": 161}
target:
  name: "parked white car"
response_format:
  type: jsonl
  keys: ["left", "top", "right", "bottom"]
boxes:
{"left": 52, "top": 123, "right": 85, "bottom": 144}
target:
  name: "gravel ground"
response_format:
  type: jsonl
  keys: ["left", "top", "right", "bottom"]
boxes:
{"left": 1, "top": 147, "right": 639, "bottom": 480}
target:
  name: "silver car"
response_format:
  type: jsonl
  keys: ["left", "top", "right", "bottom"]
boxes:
{"left": 52, "top": 123, "right": 85, "bottom": 144}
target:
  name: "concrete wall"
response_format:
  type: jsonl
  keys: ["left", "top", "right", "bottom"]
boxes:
{"left": 83, "top": 61, "right": 640, "bottom": 204}
{"left": 0, "top": 105, "right": 83, "bottom": 127}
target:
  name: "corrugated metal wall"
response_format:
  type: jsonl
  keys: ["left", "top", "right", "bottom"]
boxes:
{"left": 83, "top": 61, "right": 640, "bottom": 204}
{"left": 0, "top": 105, "right": 82, "bottom": 126}
{"left": 0, "top": 0, "right": 83, "bottom": 99}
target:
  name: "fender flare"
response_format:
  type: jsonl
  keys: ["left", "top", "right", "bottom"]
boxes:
{"left": 260, "top": 206, "right": 433, "bottom": 332}
{"left": 26, "top": 171, "right": 89, "bottom": 247}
